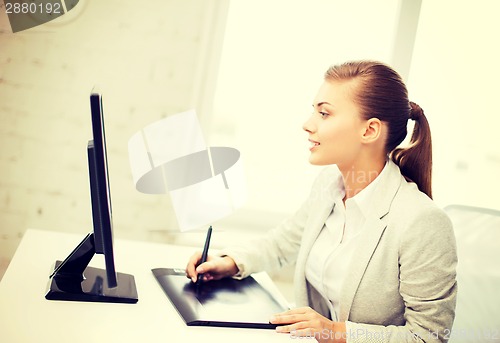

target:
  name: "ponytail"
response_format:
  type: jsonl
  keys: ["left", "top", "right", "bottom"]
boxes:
{"left": 391, "top": 102, "right": 433, "bottom": 199}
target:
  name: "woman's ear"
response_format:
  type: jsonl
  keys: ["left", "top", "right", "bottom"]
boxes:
{"left": 361, "top": 118, "right": 382, "bottom": 144}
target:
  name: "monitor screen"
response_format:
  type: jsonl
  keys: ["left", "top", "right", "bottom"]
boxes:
{"left": 88, "top": 92, "right": 117, "bottom": 288}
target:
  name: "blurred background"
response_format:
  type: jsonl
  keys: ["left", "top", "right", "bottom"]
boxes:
{"left": 1, "top": 0, "right": 499, "bottom": 300}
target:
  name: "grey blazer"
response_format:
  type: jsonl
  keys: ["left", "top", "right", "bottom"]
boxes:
{"left": 224, "top": 160, "right": 457, "bottom": 342}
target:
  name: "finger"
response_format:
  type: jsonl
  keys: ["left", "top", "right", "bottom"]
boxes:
{"left": 270, "top": 307, "right": 314, "bottom": 324}
{"left": 270, "top": 313, "right": 306, "bottom": 324}
{"left": 202, "top": 273, "right": 214, "bottom": 281}
{"left": 284, "top": 307, "right": 311, "bottom": 314}
{"left": 185, "top": 251, "right": 202, "bottom": 282}
{"left": 196, "top": 259, "right": 218, "bottom": 274}
{"left": 194, "top": 255, "right": 235, "bottom": 281}
{"left": 195, "top": 261, "right": 209, "bottom": 274}
{"left": 289, "top": 328, "right": 316, "bottom": 338}
{"left": 275, "top": 320, "right": 310, "bottom": 333}
{"left": 273, "top": 307, "right": 310, "bottom": 317}
{"left": 185, "top": 254, "right": 199, "bottom": 280}
{"left": 275, "top": 325, "right": 291, "bottom": 333}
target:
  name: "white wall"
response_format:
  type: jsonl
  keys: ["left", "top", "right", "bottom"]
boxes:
{"left": 408, "top": 0, "right": 500, "bottom": 210}
{"left": 0, "top": 0, "right": 228, "bottom": 279}
{"left": 209, "top": 0, "right": 402, "bottom": 232}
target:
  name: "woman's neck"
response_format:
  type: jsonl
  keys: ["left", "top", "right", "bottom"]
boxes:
{"left": 339, "top": 158, "right": 386, "bottom": 200}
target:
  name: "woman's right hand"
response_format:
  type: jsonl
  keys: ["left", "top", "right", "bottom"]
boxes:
{"left": 185, "top": 252, "right": 239, "bottom": 283}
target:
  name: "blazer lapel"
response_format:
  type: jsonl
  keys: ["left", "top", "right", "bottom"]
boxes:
{"left": 339, "top": 217, "right": 387, "bottom": 321}
{"left": 298, "top": 166, "right": 344, "bottom": 265}
{"left": 296, "top": 197, "right": 336, "bottom": 280}
{"left": 294, "top": 168, "right": 341, "bottom": 307}
{"left": 339, "top": 161, "right": 403, "bottom": 321}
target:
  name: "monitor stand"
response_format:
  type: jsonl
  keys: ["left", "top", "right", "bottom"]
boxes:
{"left": 45, "top": 233, "right": 138, "bottom": 303}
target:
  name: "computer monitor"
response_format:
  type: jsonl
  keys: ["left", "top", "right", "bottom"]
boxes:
{"left": 88, "top": 92, "right": 117, "bottom": 287}
{"left": 45, "top": 92, "right": 138, "bottom": 303}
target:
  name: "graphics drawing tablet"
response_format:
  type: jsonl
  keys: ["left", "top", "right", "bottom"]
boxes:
{"left": 152, "top": 268, "right": 289, "bottom": 329}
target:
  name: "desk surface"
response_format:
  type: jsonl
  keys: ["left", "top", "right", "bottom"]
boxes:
{"left": 0, "top": 229, "right": 301, "bottom": 342}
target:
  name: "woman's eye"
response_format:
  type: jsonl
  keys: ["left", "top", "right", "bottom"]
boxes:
{"left": 319, "top": 111, "right": 329, "bottom": 117}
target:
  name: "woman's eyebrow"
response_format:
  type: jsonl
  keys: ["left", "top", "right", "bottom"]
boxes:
{"left": 313, "top": 101, "right": 334, "bottom": 108}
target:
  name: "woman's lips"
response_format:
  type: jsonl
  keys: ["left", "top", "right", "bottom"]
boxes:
{"left": 309, "top": 139, "right": 320, "bottom": 151}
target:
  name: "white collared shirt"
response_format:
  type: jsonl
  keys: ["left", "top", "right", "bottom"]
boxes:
{"left": 305, "top": 163, "right": 387, "bottom": 321}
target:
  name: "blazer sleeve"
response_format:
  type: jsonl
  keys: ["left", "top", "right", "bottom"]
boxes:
{"left": 220, "top": 167, "right": 333, "bottom": 278}
{"left": 346, "top": 206, "right": 458, "bottom": 343}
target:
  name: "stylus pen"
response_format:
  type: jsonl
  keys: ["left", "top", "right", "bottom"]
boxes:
{"left": 196, "top": 225, "right": 213, "bottom": 287}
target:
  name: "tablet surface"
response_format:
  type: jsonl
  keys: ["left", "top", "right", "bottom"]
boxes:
{"left": 152, "top": 268, "right": 289, "bottom": 329}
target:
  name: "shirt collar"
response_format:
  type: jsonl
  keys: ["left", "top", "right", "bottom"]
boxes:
{"left": 345, "top": 161, "right": 389, "bottom": 217}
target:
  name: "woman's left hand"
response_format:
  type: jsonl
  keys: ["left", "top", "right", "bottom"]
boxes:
{"left": 270, "top": 307, "right": 346, "bottom": 343}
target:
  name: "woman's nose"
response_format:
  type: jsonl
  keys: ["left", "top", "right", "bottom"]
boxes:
{"left": 302, "top": 114, "right": 315, "bottom": 133}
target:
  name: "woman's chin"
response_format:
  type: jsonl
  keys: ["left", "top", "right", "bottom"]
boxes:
{"left": 308, "top": 155, "right": 330, "bottom": 166}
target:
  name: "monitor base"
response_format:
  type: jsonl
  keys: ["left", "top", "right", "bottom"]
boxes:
{"left": 46, "top": 261, "right": 138, "bottom": 304}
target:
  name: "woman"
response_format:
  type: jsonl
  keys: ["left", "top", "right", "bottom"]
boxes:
{"left": 186, "top": 60, "right": 457, "bottom": 343}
